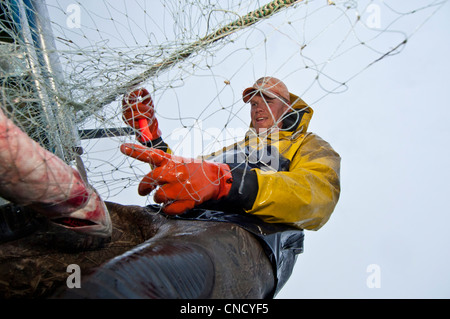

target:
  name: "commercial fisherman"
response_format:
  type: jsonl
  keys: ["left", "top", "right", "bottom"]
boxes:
{"left": 116, "top": 76, "right": 341, "bottom": 298}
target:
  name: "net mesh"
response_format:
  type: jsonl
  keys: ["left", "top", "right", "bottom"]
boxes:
{"left": 0, "top": 0, "right": 447, "bottom": 206}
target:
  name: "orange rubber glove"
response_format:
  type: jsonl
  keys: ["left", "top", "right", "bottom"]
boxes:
{"left": 120, "top": 143, "right": 233, "bottom": 215}
{"left": 122, "top": 88, "right": 161, "bottom": 143}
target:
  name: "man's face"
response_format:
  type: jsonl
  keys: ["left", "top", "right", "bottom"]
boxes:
{"left": 250, "top": 94, "right": 289, "bottom": 132}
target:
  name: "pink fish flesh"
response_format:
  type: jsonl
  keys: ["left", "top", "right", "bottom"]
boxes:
{"left": 0, "top": 107, "right": 111, "bottom": 238}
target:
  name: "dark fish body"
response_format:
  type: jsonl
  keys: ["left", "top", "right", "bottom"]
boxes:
{"left": 0, "top": 201, "right": 274, "bottom": 299}
{"left": 0, "top": 202, "right": 161, "bottom": 298}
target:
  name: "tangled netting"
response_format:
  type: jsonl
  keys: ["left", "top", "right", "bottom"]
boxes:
{"left": 0, "top": 0, "right": 447, "bottom": 205}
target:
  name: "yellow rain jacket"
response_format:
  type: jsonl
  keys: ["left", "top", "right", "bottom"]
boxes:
{"left": 205, "top": 93, "right": 341, "bottom": 231}
{"left": 150, "top": 93, "right": 340, "bottom": 231}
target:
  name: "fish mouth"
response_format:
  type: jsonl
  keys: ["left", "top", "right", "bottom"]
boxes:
{"left": 49, "top": 212, "right": 111, "bottom": 238}
{"left": 51, "top": 217, "right": 97, "bottom": 228}
{"left": 47, "top": 189, "right": 112, "bottom": 238}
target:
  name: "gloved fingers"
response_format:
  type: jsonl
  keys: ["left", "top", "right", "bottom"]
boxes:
{"left": 137, "top": 163, "right": 183, "bottom": 196}
{"left": 122, "top": 102, "right": 155, "bottom": 128}
{"left": 136, "top": 166, "right": 179, "bottom": 196}
{"left": 122, "top": 87, "right": 155, "bottom": 130}
{"left": 137, "top": 174, "right": 158, "bottom": 196}
{"left": 153, "top": 182, "right": 197, "bottom": 215}
{"left": 162, "top": 199, "right": 196, "bottom": 215}
{"left": 123, "top": 102, "right": 155, "bottom": 118}
{"left": 149, "top": 164, "right": 185, "bottom": 183}
{"left": 120, "top": 143, "right": 171, "bottom": 166}
{"left": 122, "top": 88, "right": 152, "bottom": 107}
{"left": 153, "top": 182, "right": 190, "bottom": 204}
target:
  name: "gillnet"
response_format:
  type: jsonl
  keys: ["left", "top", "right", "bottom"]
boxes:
{"left": 0, "top": 0, "right": 447, "bottom": 207}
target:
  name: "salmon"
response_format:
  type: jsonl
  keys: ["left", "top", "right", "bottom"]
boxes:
{"left": 0, "top": 107, "right": 111, "bottom": 237}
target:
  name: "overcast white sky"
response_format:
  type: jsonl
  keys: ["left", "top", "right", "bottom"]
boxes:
{"left": 45, "top": 0, "right": 450, "bottom": 298}
{"left": 277, "top": 2, "right": 450, "bottom": 298}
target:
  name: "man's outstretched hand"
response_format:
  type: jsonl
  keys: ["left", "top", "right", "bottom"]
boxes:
{"left": 120, "top": 143, "right": 233, "bottom": 215}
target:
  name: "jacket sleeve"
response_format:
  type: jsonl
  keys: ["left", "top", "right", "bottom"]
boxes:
{"left": 247, "top": 133, "right": 341, "bottom": 230}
